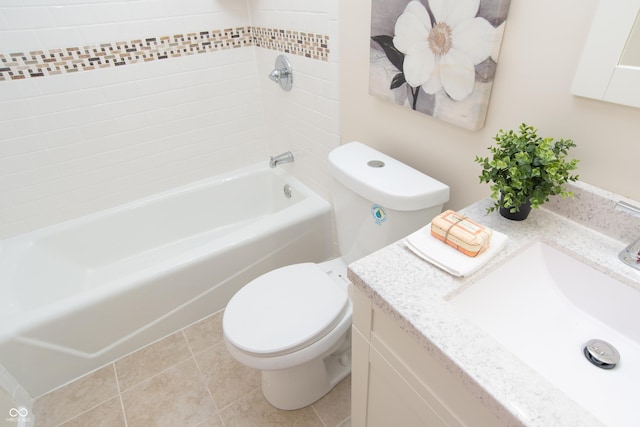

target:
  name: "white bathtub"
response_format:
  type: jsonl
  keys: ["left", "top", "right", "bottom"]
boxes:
{"left": 0, "top": 164, "right": 333, "bottom": 397}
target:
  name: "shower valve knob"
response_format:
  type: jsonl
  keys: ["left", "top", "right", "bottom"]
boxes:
{"left": 269, "top": 68, "right": 287, "bottom": 82}
{"left": 269, "top": 55, "right": 292, "bottom": 91}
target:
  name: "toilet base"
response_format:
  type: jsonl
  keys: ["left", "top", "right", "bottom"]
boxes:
{"left": 261, "top": 331, "right": 351, "bottom": 410}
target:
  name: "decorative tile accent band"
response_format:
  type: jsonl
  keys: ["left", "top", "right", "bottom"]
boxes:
{"left": 252, "top": 27, "right": 329, "bottom": 61}
{"left": 0, "top": 26, "right": 329, "bottom": 82}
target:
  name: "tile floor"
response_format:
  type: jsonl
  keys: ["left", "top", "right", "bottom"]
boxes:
{"left": 32, "top": 310, "right": 351, "bottom": 427}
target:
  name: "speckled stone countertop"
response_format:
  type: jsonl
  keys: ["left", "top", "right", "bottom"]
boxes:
{"left": 347, "top": 181, "right": 640, "bottom": 427}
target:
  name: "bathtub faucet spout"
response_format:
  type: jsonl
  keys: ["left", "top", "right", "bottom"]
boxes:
{"left": 270, "top": 151, "right": 295, "bottom": 168}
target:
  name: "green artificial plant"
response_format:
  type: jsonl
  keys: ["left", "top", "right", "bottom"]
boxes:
{"left": 475, "top": 123, "right": 580, "bottom": 214}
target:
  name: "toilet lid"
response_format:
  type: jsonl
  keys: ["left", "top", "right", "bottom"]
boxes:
{"left": 224, "top": 263, "right": 349, "bottom": 355}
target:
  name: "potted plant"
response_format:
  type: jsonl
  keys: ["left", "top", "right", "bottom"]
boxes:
{"left": 475, "top": 123, "right": 579, "bottom": 220}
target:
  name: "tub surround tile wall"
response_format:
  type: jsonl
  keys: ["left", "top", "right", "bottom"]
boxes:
{"left": 252, "top": 1, "right": 340, "bottom": 204}
{"left": 257, "top": 48, "right": 340, "bottom": 204}
{"left": 0, "top": 0, "right": 339, "bottom": 241}
{"left": 33, "top": 311, "right": 351, "bottom": 427}
{"left": 0, "top": 46, "right": 268, "bottom": 239}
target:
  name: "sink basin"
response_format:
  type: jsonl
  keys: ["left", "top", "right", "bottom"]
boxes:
{"left": 450, "top": 241, "right": 640, "bottom": 427}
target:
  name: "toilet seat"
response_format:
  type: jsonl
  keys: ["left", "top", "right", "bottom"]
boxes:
{"left": 224, "top": 263, "right": 349, "bottom": 357}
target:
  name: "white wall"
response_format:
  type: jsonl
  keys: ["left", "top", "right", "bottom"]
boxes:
{"left": 0, "top": 0, "right": 339, "bottom": 240}
{"left": 341, "top": 0, "right": 640, "bottom": 211}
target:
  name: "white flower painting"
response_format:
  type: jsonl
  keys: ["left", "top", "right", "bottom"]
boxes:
{"left": 370, "top": 0, "right": 511, "bottom": 130}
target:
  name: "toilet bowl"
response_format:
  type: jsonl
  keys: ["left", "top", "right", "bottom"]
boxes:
{"left": 223, "top": 141, "right": 449, "bottom": 410}
{"left": 223, "top": 258, "right": 351, "bottom": 410}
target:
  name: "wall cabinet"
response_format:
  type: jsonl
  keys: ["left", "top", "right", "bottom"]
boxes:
{"left": 350, "top": 285, "right": 503, "bottom": 427}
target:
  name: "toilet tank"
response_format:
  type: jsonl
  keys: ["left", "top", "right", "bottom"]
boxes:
{"left": 328, "top": 141, "right": 449, "bottom": 264}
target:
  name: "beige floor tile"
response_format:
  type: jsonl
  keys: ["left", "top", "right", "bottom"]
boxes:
{"left": 183, "top": 310, "right": 224, "bottom": 354}
{"left": 60, "top": 396, "right": 125, "bottom": 427}
{"left": 31, "top": 311, "right": 351, "bottom": 427}
{"left": 312, "top": 375, "right": 351, "bottom": 427}
{"left": 121, "top": 358, "right": 217, "bottom": 427}
{"left": 33, "top": 364, "right": 118, "bottom": 427}
{"left": 220, "top": 388, "right": 325, "bottom": 427}
{"left": 195, "top": 341, "right": 261, "bottom": 409}
{"left": 115, "top": 331, "right": 192, "bottom": 391}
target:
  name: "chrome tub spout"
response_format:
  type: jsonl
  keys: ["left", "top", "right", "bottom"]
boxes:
{"left": 270, "top": 151, "right": 294, "bottom": 168}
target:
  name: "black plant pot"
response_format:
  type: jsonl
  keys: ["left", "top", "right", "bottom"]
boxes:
{"left": 499, "top": 199, "right": 532, "bottom": 221}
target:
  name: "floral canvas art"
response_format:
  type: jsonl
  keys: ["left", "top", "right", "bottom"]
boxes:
{"left": 370, "top": 0, "right": 511, "bottom": 130}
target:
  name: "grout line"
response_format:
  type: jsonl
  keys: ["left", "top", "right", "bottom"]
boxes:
{"left": 310, "top": 403, "right": 328, "bottom": 427}
{"left": 52, "top": 398, "right": 117, "bottom": 427}
{"left": 181, "top": 328, "right": 231, "bottom": 427}
{"left": 182, "top": 329, "right": 197, "bottom": 358}
{"left": 190, "top": 339, "right": 221, "bottom": 412}
{"left": 48, "top": 363, "right": 121, "bottom": 427}
{"left": 112, "top": 363, "right": 129, "bottom": 427}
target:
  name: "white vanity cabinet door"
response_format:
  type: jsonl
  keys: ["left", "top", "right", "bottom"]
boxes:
{"left": 350, "top": 285, "right": 503, "bottom": 427}
{"left": 366, "top": 341, "right": 449, "bottom": 427}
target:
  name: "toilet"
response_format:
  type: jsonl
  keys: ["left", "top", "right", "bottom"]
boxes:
{"left": 223, "top": 141, "right": 449, "bottom": 410}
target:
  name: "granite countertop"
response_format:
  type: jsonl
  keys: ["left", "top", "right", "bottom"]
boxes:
{"left": 347, "top": 182, "right": 640, "bottom": 427}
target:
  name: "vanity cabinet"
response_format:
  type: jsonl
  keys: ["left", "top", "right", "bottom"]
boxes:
{"left": 350, "top": 285, "right": 503, "bottom": 427}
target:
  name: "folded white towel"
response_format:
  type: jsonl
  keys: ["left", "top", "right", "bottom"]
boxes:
{"left": 405, "top": 223, "right": 508, "bottom": 277}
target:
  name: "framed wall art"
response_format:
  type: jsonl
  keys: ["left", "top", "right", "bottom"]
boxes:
{"left": 369, "top": 0, "right": 511, "bottom": 130}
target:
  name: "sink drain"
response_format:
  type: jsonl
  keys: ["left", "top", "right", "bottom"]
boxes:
{"left": 583, "top": 339, "right": 620, "bottom": 369}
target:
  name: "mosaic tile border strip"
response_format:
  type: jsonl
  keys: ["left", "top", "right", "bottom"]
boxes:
{"left": 0, "top": 26, "right": 330, "bottom": 82}
{"left": 252, "top": 27, "right": 329, "bottom": 61}
{"left": 0, "top": 27, "right": 253, "bottom": 82}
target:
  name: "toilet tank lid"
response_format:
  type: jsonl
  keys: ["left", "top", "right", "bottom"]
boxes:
{"left": 328, "top": 141, "right": 450, "bottom": 211}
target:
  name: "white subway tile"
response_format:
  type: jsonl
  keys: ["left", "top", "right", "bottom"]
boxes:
{"left": 35, "top": 128, "right": 84, "bottom": 151}
{"left": 0, "top": 135, "right": 41, "bottom": 158}
{"left": 36, "top": 26, "right": 87, "bottom": 50}
{"left": 0, "top": 10, "right": 6, "bottom": 29}
{"left": 80, "top": 22, "right": 123, "bottom": 45}
{"left": 35, "top": 72, "right": 82, "bottom": 96}
{"left": 1, "top": 6, "right": 54, "bottom": 30}
{"left": 161, "top": 0, "right": 218, "bottom": 17}
{"left": 46, "top": 3, "right": 103, "bottom": 27}
{"left": 0, "top": 153, "right": 34, "bottom": 176}
{"left": 0, "top": 163, "right": 61, "bottom": 195}
{"left": 0, "top": 98, "right": 33, "bottom": 121}
{"left": 0, "top": 29, "right": 42, "bottom": 52}
{"left": 28, "top": 88, "right": 100, "bottom": 116}
{"left": 127, "top": 0, "right": 168, "bottom": 21}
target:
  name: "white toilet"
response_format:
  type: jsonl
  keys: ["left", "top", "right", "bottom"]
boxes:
{"left": 223, "top": 141, "right": 449, "bottom": 410}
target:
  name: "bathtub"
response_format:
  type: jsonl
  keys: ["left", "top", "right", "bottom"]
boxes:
{"left": 0, "top": 164, "right": 333, "bottom": 397}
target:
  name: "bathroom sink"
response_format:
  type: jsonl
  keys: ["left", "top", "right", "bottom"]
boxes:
{"left": 449, "top": 241, "right": 640, "bottom": 427}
